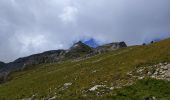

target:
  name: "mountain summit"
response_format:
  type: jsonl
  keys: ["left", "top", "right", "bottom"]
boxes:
{"left": 66, "top": 41, "right": 93, "bottom": 58}
{"left": 70, "top": 41, "right": 93, "bottom": 53}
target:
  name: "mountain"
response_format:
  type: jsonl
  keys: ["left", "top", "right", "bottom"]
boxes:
{"left": 0, "top": 41, "right": 126, "bottom": 83}
{"left": 94, "top": 41, "right": 127, "bottom": 54}
{"left": 84, "top": 38, "right": 99, "bottom": 48}
{"left": 0, "top": 61, "right": 5, "bottom": 68}
{"left": 0, "top": 50, "right": 66, "bottom": 72}
{"left": 2, "top": 39, "right": 170, "bottom": 99}
{"left": 0, "top": 50, "right": 67, "bottom": 83}
{"left": 66, "top": 41, "right": 93, "bottom": 58}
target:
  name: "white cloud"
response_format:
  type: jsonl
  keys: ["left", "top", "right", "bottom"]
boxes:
{"left": 59, "top": 6, "right": 78, "bottom": 24}
{"left": 16, "top": 34, "right": 46, "bottom": 52}
{"left": 0, "top": 0, "right": 170, "bottom": 62}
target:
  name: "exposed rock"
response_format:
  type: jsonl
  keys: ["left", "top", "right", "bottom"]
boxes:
{"left": 93, "top": 42, "right": 127, "bottom": 54}
{"left": 48, "top": 96, "right": 57, "bottom": 100}
{"left": 21, "top": 98, "right": 32, "bottom": 100}
{"left": 66, "top": 41, "right": 93, "bottom": 58}
{"left": 64, "top": 83, "right": 72, "bottom": 87}
{"left": 60, "top": 83, "right": 72, "bottom": 90}
{"left": 128, "top": 62, "right": 170, "bottom": 81}
{"left": 145, "top": 96, "right": 156, "bottom": 100}
{"left": 110, "top": 87, "right": 114, "bottom": 90}
{"left": 138, "top": 76, "right": 144, "bottom": 80}
{"left": 89, "top": 85, "right": 106, "bottom": 91}
{"left": 21, "top": 94, "right": 36, "bottom": 100}
{"left": 92, "top": 70, "right": 97, "bottom": 73}
{"left": 0, "top": 61, "right": 5, "bottom": 68}
{"left": 165, "top": 68, "right": 170, "bottom": 78}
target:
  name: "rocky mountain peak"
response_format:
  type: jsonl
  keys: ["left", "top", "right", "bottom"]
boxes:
{"left": 70, "top": 41, "right": 92, "bottom": 52}
{"left": 71, "top": 41, "right": 85, "bottom": 48}
{"left": 66, "top": 41, "right": 93, "bottom": 58}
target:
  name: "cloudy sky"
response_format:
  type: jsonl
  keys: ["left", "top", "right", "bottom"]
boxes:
{"left": 0, "top": 0, "right": 170, "bottom": 62}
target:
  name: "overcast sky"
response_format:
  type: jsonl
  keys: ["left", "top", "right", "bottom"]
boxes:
{"left": 0, "top": 0, "right": 170, "bottom": 62}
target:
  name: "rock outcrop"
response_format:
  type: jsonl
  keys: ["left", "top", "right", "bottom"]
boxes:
{"left": 127, "top": 62, "right": 170, "bottom": 81}
{"left": 0, "top": 50, "right": 66, "bottom": 73}
{"left": 93, "top": 41, "right": 127, "bottom": 54}
{"left": 66, "top": 41, "right": 93, "bottom": 58}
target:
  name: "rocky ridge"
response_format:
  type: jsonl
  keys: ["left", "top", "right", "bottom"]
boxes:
{"left": 0, "top": 41, "right": 127, "bottom": 83}
{"left": 93, "top": 42, "right": 127, "bottom": 54}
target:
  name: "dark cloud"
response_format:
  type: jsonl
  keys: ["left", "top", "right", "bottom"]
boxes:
{"left": 0, "top": 0, "right": 170, "bottom": 62}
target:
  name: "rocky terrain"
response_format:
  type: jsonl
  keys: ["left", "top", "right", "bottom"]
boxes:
{"left": 93, "top": 42, "right": 127, "bottom": 54}
{"left": 128, "top": 62, "right": 170, "bottom": 81}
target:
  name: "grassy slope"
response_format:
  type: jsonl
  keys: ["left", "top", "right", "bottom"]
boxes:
{"left": 0, "top": 39, "right": 170, "bottom": 99}
{"left": 105, "top": 78, "right": 170, "bottom": 100}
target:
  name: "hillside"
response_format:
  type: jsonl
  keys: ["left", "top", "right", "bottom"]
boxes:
{"left": 0, "top": 41, "right": 126, "bottom": 84}
{"left": 0, "top": 39, "right": 170, "bottom": 99}
{"left": 0, "top": 62, "right": 5, "bottom": 68}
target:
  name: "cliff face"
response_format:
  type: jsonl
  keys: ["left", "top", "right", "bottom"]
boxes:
{"left": 66, "top": 41, "right": 93, "bottom": 58}
{"left": 93, "top": 41, "right": 127, "bottom": 54}
{"left": 0, "top": 50, "right": 66, "bottom": 73}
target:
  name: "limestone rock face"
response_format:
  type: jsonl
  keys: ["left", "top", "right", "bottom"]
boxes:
{"left": 69, "top": 41, "right": 93, "bottom": 53}
{"left": 66, "top": 41, "right": 93, "bottom": 58}
{"left": 94, "top": 41, "right": 127, "bottom": 54}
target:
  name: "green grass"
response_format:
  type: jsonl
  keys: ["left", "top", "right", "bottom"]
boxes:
{"left": 105, "top": 78, "right": 170, "bottom": 100}
{"left": 0, "top": 38, "right": 170, "bottom": 99}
